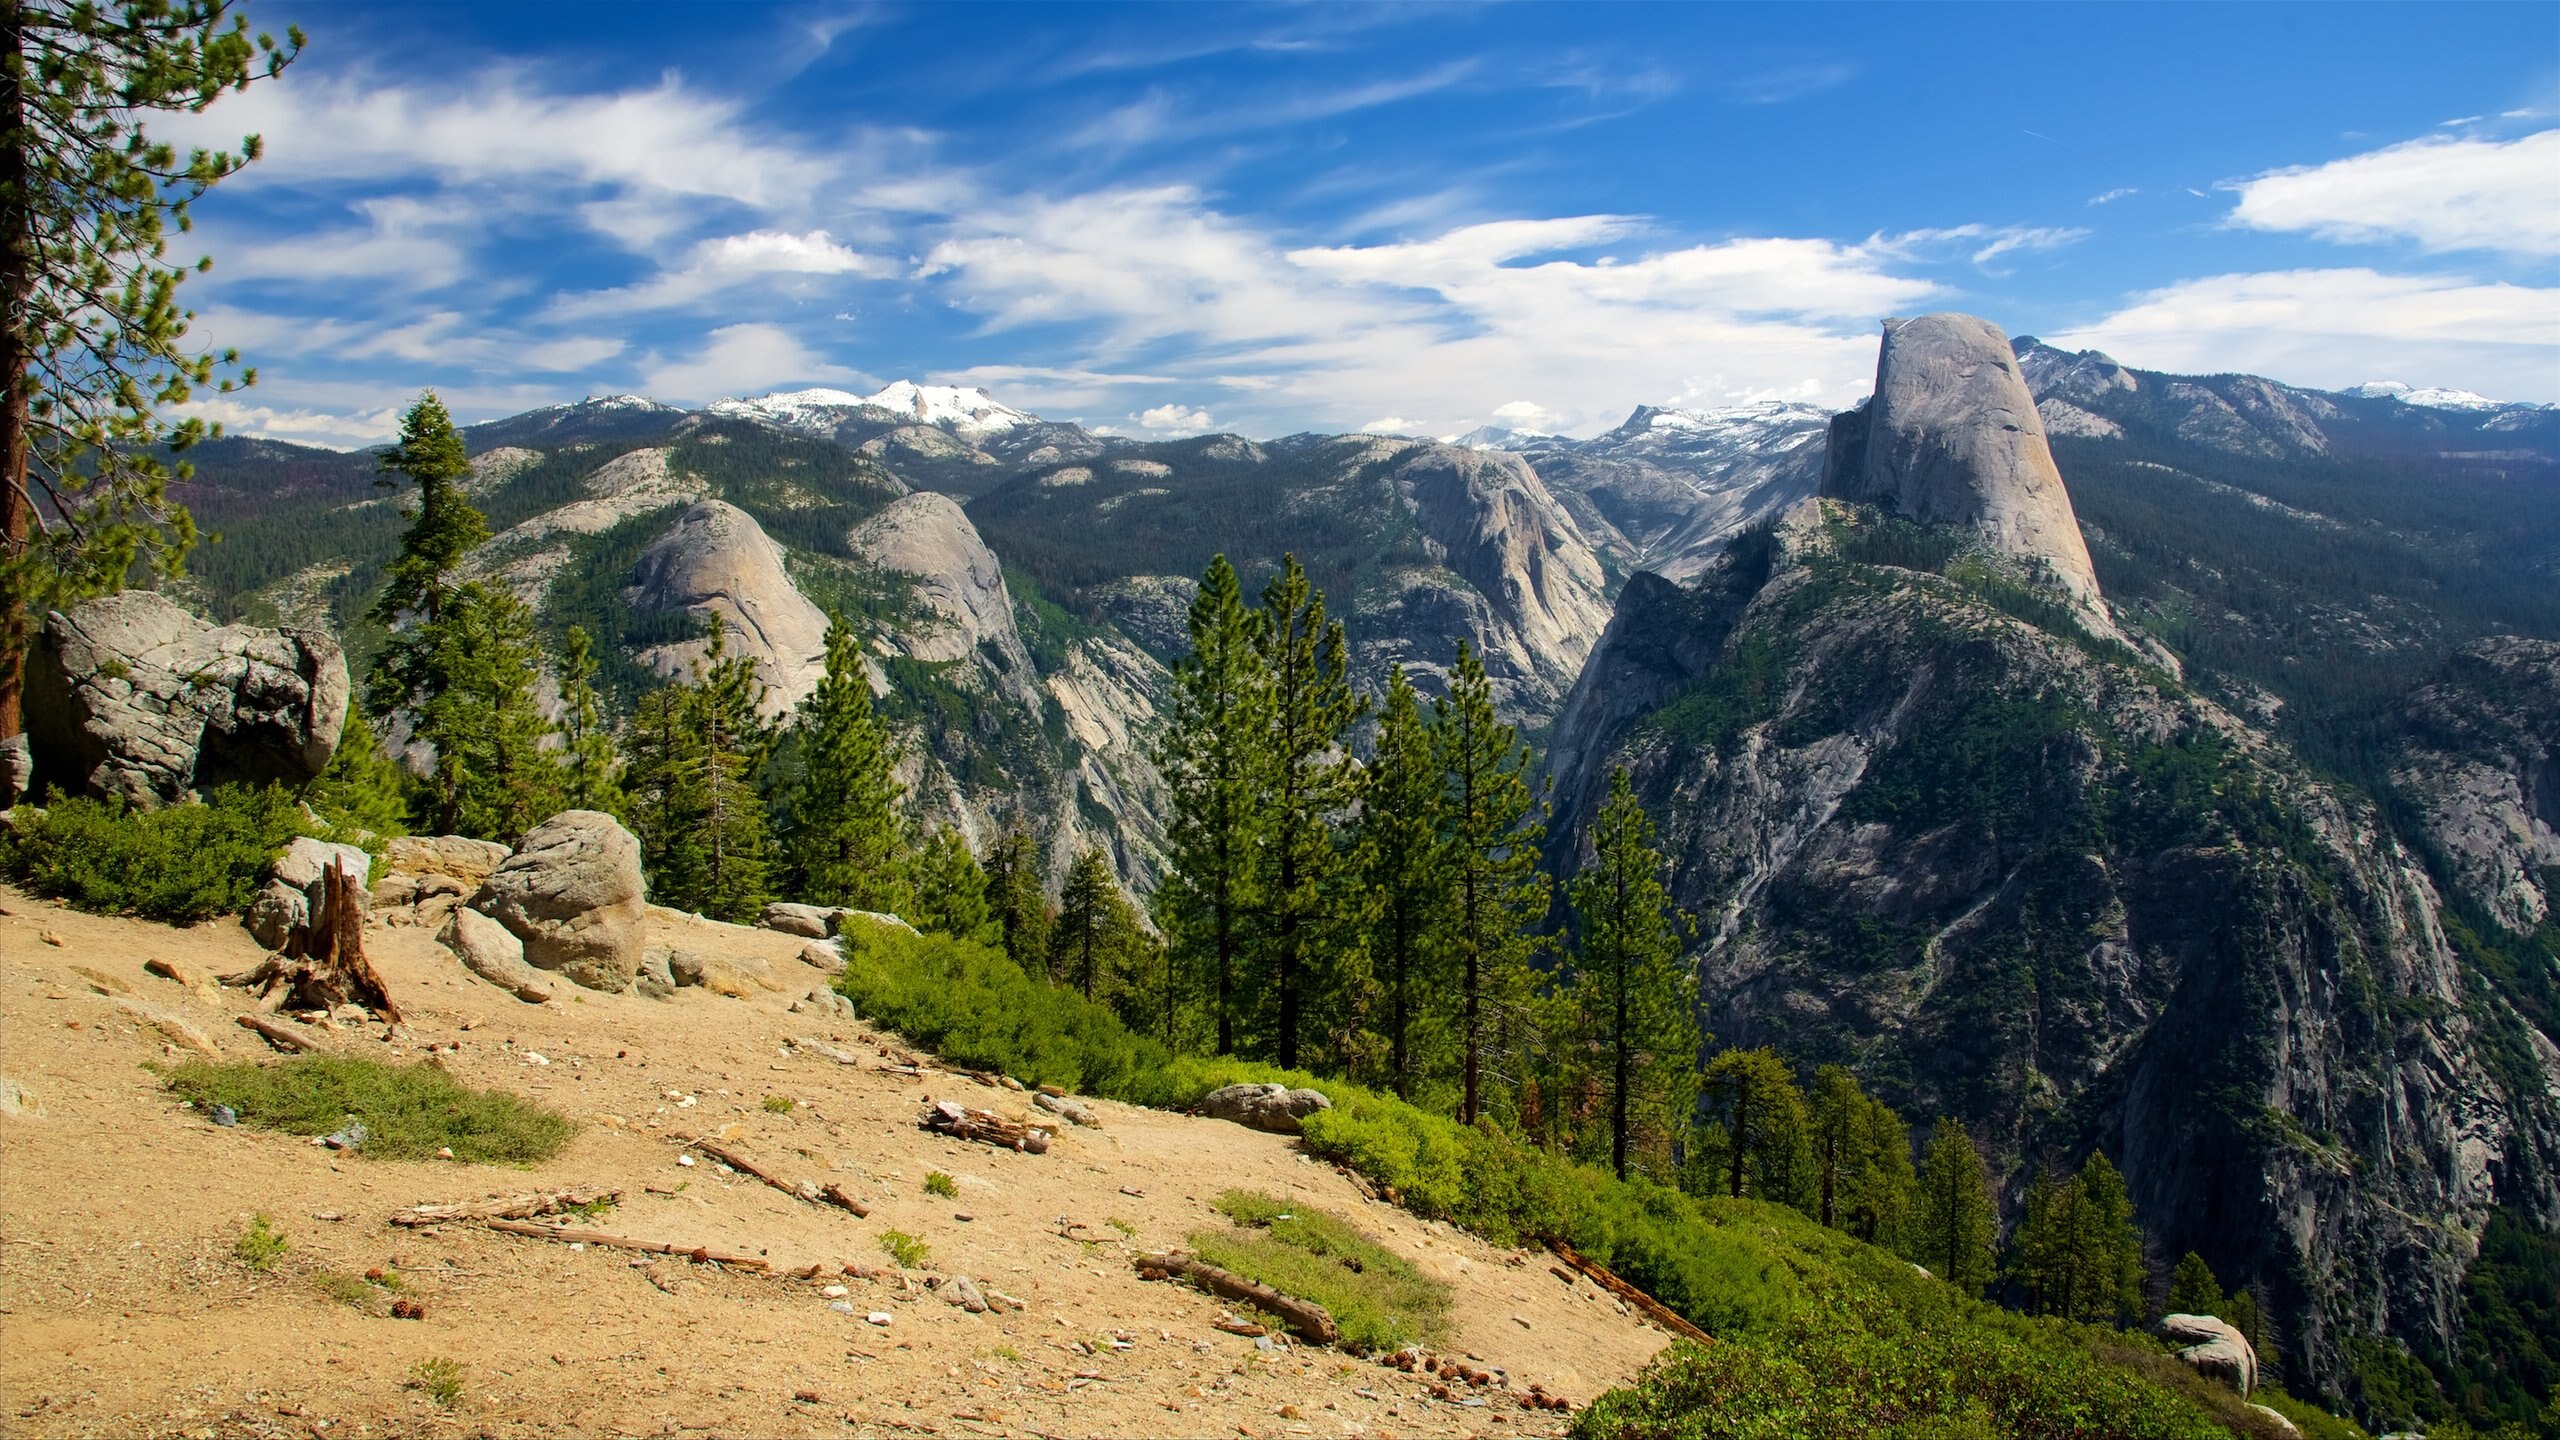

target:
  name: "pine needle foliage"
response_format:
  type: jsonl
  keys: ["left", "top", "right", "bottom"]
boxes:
{"left": 1251, "top": 553, "right": 1366, "bottom": 1072}
{"left": 1564, "top": 767, "right": 1700, "bottom": 1181}
{"left": 2010, "top": 1152, "right": 2148, "bottom": 1326}
{"left": 1695, "top": 1046, "right": 1811, "bottom": 1206}
{"left": 1156, "top": 553, "right": 1267, "bottom": 1056}
{"left": 1351, "top": 666, "right": 1450, "bottom": 1100}
{"left": 625, "top": 622, "right": 774, "bottom": 921}
{"left": 981, "top": 827, "right": 1052, "bottom": 976}
{"left": 785, "top": 617, "right": 908, "bottom": 913}
{"left": 1433, "top": 639, "right": 1548, "bottom": 1125}
{"left": 0, "top": 0, "right": 300, "bottom": 746}
{"left": 910, "top": 827, "right": 997, "bottom": 946}
{"left": 554, "top": 625, "right": 624, "bottom": 817}
{"left": 1912, "top": 1117, "right": 2000, "bottom": 1295}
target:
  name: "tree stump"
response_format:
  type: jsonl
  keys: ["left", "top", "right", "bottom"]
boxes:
{"left": 225, "top": 860, "right": 403, "bottom": 1023}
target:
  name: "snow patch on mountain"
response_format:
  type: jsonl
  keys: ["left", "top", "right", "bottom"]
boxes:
{"left": 710, "top": 381, "right": 1038, "bottom": 439}
{"left": 2345, "top": 381, "right": 2511, "bottom": 412}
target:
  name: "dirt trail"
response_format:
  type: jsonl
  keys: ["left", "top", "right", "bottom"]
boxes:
{"left": 0, "top": 886, "right": 1666, "bottom": 1438}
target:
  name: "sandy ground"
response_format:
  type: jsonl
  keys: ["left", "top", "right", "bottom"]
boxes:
{"left": 0, "top": 883, "right": 1666, "bottom": 1439}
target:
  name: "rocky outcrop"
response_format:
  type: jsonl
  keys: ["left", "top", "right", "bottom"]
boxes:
{"left": 1198, "top": 1083, "right": 1332, "bottom": 1135}
{"left": 1821, "top": 314, "right": 2109, "bottom": 621}
{"left": 1389, "top": 443, "right": 1611, "bottom": 712}
{"left": 2395, "top": 638, "right": 2560, "bottom": 932}
{"left": 21, "top": 591, "right": 348, "bottom": 806}
{"left": 1545, "top": 502, "right": 2560, "bottom": 1404}
{"left": 2161, "top": 1314, "right": 2257, "bottom": 1395}
{"left": 1513, "top": 402, "right": 1832, "bottom": 582}
{"left": 627, "top": 500, "right": 832, "bottom": 713}
{"left": 758, "top": 902, "right": 915, "bottom": 939}
{"left": 845, "top": 492, "right": 1039, "bottom": 708}
{"left": 472, "top": 810, "right": 647, "bottom": 992}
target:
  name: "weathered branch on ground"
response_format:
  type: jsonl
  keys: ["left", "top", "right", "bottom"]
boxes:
{"left": 1133, "top": 1251, "right": 1338, "bottom": 1344}
{"left": 686, "top": 1135, "right": 860, "bottom": 1211}
{"left": 1549, "top": 1240, "right": 1712, "bottom": 1346}
{"left": 391, "top": 1187, "right": 621, "bottom": 1227}
{"left": 235, "top": 1012, "right": 324, "bottom": 1053}
{"left": 920, "top": 1099, "right": 1051, "bottom": 1154}
{"left": 480, "top": 1218, "right": 769, "bottom": 1271}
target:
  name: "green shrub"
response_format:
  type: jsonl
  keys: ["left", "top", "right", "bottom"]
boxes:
{"left": 924, "top": 1171, "right": 957, "bottom": 1198}
{"left": 2, "top": 784, "right": 312, "bottom": 922}
{"left": 878, "top": 1230, "right": 929, "bottom": 1269}
{"left": 1193, "top": 1190, "right": 1450, "bottom": 1352}
{"left": 831, "top": 919, "right": 2230, "bottom": 1438}
{"left": 234, "top": 1213, "right": 288, "bottom": 1270}
{"left": 164, "top": 1056, "right": 574, "bottom": 1164}
{"left": 407, "top": 1357, "right": 466, "bottom": 1409}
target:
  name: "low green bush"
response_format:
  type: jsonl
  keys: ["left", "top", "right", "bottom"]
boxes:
{"left": 1192, "top": 1189, "right": 1450, "bottom": 1353}
{"left": 837, "top": 924, "right": 2244, "bottom": 1438}
{"left": 2, "top": 784, "right": 311, "bottom": 922}
{"left": 163, "top": 1056, "right": 575, "bottom": 1164}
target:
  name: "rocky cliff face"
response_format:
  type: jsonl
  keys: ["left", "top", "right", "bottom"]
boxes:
{"left": 2395, "top": 638, "right": 2560, "bottom": 933}
{"left": 626, "top": 500, "right": 833, "bottom": 713}
{"left": 1547, "top": 501, "right": 2560, "bottom": 1404}
{"left": 1822, "top": 314, "right": 2110, "bottom": 622}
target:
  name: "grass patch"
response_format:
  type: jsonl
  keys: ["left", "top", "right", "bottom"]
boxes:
{"left": 312, "top": 1271, "right": 374, "bottom": 1308}
{"left": 234, "top": 1213, "right": 288, "bottom": 1270}
{"left": 879, "top": 1230, "right": 929, "bottom": 1269}
{"left": 1108, "top": 1216, "right": 1137, "bottom": 1238}
{"left": 407, "top": 1357, "right": 466, "bottom": 1409}
{"left": 163, "top": 1056, "right": 575, "bottom": 1164}
{"left": 1190, "top": 1190, "right": 1450, "bottom": 1354}
{"left": 924, "top": 1171, "right": 957, "bottom": 1198}
{"left": 762, "top": 1095, "right": 795, "bottom": 1114}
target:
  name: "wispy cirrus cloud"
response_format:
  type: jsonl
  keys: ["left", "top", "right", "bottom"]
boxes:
{"left": 547, "top": 229, "right": 894, "bottom": 319}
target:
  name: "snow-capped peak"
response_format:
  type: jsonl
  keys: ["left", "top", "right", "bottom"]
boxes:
{"left": 1451, "top": 423, "right": 1555, "bottom": 451}
{"left": 2345, "top": 381, "right": 2508, "bottom": 412}
{"left": 709, "top": 381, "right": 1038, "bottom": 438}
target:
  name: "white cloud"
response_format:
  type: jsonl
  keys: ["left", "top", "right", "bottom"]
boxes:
{"left": 1137, "top": 403, "right": 1217, "bottom": 433}
{"left": 2224, "top": 130, "right": 2560, "bottom": 258}
{"left": 1362, "top": 415, "right": 1423, "bottom": 435}
{"left": 641, "top": 322, "right": 855, "bottom": 404}
{"left": 914, "top": 187, "right": 1951, "bottom": 436}
{"left": 2087, "top": 188, "right": 2137, "bottom": 206}
{"left": 209, "top": 196, "right": 476, "bottom": 288}
{"left": 549, "top": 228, "right": 891, "bottom": 317}
{"left": 2049, "top": 267, "right": 2560, "bottom": 403}
{"left": 178, "top": 395, "right": 407, "bottom": 449}
{"left": 1870, "top": 224, "right": 2090, "bottom": 270}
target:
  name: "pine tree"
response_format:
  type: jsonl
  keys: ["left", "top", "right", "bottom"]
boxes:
{"left": 2014, "top": 1153, "right": 2148, "bottom": 1325}
{"left": 1156, "top": 554, "right": 1267, "bottom": 1056}
{"left": 982, "top": 828, "right": 1052, "bottom": 976}
{"left": 1695, "top": 1047, "right": 1809, "bottom": 1204}
{"left": 1050, "top": 845, "right": 1119, "bottom": 998}
{"left": 1252, "top": 555, "right": 1364, "bottom": 1072}
{"left": 1351, "top": 666, "right": 1448, "bottom": 1099}
{"left": 1566, "top": 767, "right": 1699, "bottom": 1180}
{"left": 0, "top": 1, "right": 300, "bottom": 757}
{"left": 304, "top": 708, "right": 407, "bottom": 842}
{"left": 2165, "top": 1252, "right": 2226, "bottom": 1317}
{"left": 625, "top": 625, "right": 773, "bottom": 920}
{"left": 364, "top": 394, "right": 557, "bottom": 840}
{"left": 686, "top": 624, "right": 775, "bottom": 922}
{"left": 1845, "top": 1087, "right": 1917, "bottom": 1249}
{"left": 1435, "top": 639, "right": 1548, "bottom": 1125}
{"left": 1911, "top": 1117, "right": 1998, "bottom": 1295}
{"left": 785, "top": 618, "right": 908, "bottom": 913}
{"left": 555, "top": 625, "right": 624, "bottom": 817}
{"left": 911, "top": 828, "right": 997, "bottom": 946}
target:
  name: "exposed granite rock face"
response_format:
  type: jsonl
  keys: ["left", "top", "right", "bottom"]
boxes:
{"left": 627, "top": 499, "right": 831, "bottom": 713}
{"left": 2395, "top": 637, "right": 2560, "bottom": 931}
{"left": 1821, "top": 314, "right": 2109, "bottom": 622}
{"left": 2162, "top": 1314, "right": 2258, "bottom": 1396}
{"left": 1506, "top": 401, "right": 1832, "bottom": 583}
{"left": 472, "top": 810, "right": 648, "bottom": 992}
{"left": 22, "top": 590, "right": 348, "bottom": 806}
{"left": 1545, "top": 501, "right": 2560, "bottom": 1405}
{"left": 845, "top": 492, "right": 1038, "bottom": 708}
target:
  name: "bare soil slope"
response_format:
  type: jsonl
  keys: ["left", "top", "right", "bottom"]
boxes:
{"left": 0, "top": 887, "right": 1667, "bottom": 1439}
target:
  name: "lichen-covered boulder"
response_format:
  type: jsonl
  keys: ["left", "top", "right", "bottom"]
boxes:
{"left": 2161, "top": 1313, "right": 2257, "bottom": 1396}
{"left": 1198, "top": 1082, "right": 1332, "bottom": 1135}
{"left": 21, "top": 591, "right": 348, "bottom": 806}
{"left": 472, "top": 810, "right": 645, "bottom": 991}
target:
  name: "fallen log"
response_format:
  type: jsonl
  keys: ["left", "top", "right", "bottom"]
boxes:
{"left": 920, "top": 1099, "right": 1051, "bottom": 1154}
{"left": 687, "top": 1136, "right": 842, "bottom": 1208}
{"left": 821, "top": 1181, "right": 872, "bottom": 1217}
{"left": 1549, "top": 1240, "right": 1712, "bottom": 1346}
{"left": 236, "top": 1013, "right": 325, "bottom": 1053}
{"left": 481, "top": 1218, "right": 769, "bottom": 1271}
{"left": 1133, "top": 1251, "right": 1337, "bottom": 1345}
{"left": 391, "top": 1187, "right": 622, "bottom": 1227}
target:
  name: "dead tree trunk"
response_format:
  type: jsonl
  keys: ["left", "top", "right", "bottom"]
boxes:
{"left": 225, "top": 861, "right": 403, "bottom": 1023}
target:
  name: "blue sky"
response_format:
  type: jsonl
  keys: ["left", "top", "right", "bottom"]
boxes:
{"left": 165, "top": 1, "right": 2560, "bottom": 448}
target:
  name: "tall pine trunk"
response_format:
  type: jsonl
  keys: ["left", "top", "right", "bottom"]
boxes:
{"left": 0, "top": 11, "right": 31, "bottom": 745}
{"left": 1611, "top": 862, "right": 1630, "bottom": 1180}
